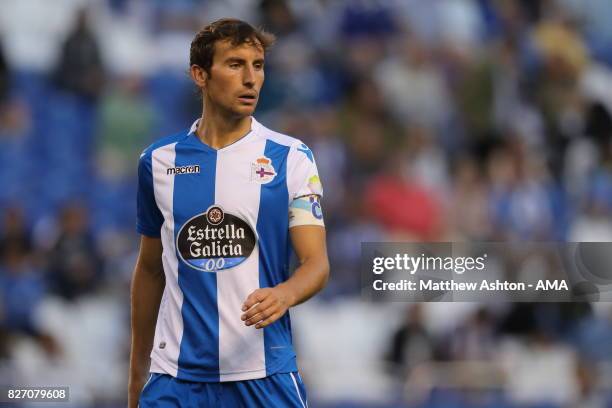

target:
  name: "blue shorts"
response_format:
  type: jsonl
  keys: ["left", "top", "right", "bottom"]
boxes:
{"left": 139, "top": 372, "right": 308, "bottom": 408}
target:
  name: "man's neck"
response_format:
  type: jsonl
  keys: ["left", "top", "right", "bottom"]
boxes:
{"left": 196, "top": 106, "right": 252, "bottom": 150}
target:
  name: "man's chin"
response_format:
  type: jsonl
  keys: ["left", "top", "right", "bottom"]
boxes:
{"left": 231, "top": 105, "right": 257, "bottom": 117}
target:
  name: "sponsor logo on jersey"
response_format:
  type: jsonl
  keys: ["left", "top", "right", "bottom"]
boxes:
{"left": 298, "top": 143, "right": 314, "bottom": 163}
{"left": 308, "top": 175, "right": 323, "bottom": 196}
{"left": 250, "top": 156, "right": 276, "bottom": 184}
{"left": 167, "top": 165, "right": 201, "bottom": 175}
{"left": 176, "top": 205, "right": 256, "bottom": 272}
{"left": 207, "top": 206, "right": 224, "bottom": 225}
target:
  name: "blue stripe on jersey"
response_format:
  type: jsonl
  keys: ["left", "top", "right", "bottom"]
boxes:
{"left": 136, "top": 151, "right": 164, "bottom": 237}
{"left": 175, "top": 138, "right": 220, "bottom": 380}
{"left": 256, "top": 140, "right": 297, "bottom": 375}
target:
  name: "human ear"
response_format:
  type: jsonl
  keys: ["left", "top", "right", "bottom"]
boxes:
{"left": 190, "top": 65, "right": 208, "bottom": 89}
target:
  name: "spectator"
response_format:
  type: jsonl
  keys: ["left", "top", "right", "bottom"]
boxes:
{"left": 52, "top": 8, "right": 105, "bottom": 100}
{"left": 0, "top": 206, "right": 32, "bottom": 256}
{"left": 364, "top": 151, "right": 444, "bottom": 240}
{"left": 450, "top": 307, "right": 497, "bottom": 361}
{"left": 374, "top": 37, "right": 452, "bottom": 128}
{"left": 384, "top": 305, "right": 435, "bottom": 378}
{"left": 96, "top": 74, "right": 154, "bottom": 180}
{"left": 47, "top": 203, "right": 103, "bottom": 301}
{"left": 0, "top": 239, "right": 60, "bottom": 358}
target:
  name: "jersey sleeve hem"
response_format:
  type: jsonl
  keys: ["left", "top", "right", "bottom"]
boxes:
{"left": 294, "top": 193, "right": 323, "bottom": 200}
{"left": 137, "top": 224, "right": 162, "bottom": 238}
{"left": 289, "top": 221, "right": 326, "bottom": 228}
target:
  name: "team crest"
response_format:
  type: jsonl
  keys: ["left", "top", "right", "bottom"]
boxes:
{"left": 251, "top": 156, "right": 276, "bottom": 184}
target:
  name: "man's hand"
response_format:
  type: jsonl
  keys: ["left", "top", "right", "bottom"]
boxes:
{"left": 241, "top": 284, "right": 296, "bottom": 329}
{"left": 241, "top": 225, "right": 329, "bottom": 330}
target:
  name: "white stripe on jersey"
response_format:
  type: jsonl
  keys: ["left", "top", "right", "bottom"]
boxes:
{"left": 216, "top": 142, "right": 267, "bottom": 381}
{"left": 150, "top": 142, "right": 183, "bottom": 377}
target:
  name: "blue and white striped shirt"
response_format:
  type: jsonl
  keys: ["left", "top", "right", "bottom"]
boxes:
{"left": 137, "top": 117, "right": 322, "bottom": 382}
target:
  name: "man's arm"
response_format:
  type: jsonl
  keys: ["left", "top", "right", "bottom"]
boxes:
{"left": 128, "top": 235, "right": 165, "bottom": 408}
{"left": 241, "top": 225, "right": 329, "bottom": 328}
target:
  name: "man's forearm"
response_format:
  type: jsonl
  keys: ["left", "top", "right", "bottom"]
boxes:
{"left": 129, "top": 264, "right": 165, "bottom": 387}
{"left": 278, "top": 255, "right": 329, "bottom": 307}
{"left": 241, "top": 225, "right": 329, "bottom": 329}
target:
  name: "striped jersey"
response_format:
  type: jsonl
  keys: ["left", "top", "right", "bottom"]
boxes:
{"left": 136, "top": 117, "right": 322, "bottom": 382}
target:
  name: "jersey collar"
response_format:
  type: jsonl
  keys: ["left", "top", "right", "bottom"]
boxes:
{"left": 188, "top": 116, "right": 260, "bottom": 151}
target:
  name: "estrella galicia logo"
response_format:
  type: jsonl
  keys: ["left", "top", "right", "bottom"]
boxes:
{"left": 207, "top": 206, "right": 224, "bottom": 225}
{"left": 176, "top": 205, "right": 256, "bottom": 272}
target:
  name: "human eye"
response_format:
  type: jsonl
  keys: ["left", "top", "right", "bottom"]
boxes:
{"left": 228, "top": 61, "right": 241, "bottom": 69}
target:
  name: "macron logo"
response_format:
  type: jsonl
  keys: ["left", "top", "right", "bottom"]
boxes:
{"left": 167, "top": 165, "right": 201, "bottom": 175}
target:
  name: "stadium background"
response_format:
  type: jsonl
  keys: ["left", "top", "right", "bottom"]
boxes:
{"left": 2, "top": 0, "right": 612, "bottom": 407}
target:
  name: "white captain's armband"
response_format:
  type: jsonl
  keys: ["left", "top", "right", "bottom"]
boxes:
{"left": 289, "top": 195, "right": 324, "bottom": 228}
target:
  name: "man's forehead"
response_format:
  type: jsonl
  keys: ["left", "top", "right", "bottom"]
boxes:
{"left": 215, "top": 39, "right": 264, "bottom": 59}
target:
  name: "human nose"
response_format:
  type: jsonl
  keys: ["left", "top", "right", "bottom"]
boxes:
{"left": 243, "top": 66, "right": 255, "bottom": 87}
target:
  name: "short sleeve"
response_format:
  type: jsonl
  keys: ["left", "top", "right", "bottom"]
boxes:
{"left": 287, "top": 142, "right": 323, "bottom": 199}
{"left": 136, "top": 150, "right": 164, "bottom": 237}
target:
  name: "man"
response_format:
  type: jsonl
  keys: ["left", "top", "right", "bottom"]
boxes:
{"left": 129, "top": 18, "right": 329, "bottom": 407}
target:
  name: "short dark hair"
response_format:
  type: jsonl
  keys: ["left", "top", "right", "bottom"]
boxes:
{"left": 190, "top": 18, "right": 275, "bottom": 74}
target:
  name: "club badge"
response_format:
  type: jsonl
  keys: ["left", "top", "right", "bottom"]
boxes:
{"left": 251, "top": 156, "right": 276, "bottom": 184}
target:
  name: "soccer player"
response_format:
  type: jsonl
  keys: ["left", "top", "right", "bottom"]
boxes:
{"left": 129, "top": 18, "right": 329, "bottom": 407}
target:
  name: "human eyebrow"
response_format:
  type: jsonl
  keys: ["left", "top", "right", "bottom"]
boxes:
{"left": 224, "top": 57, "right": 264, "bottom": 68}
{"left": 225, "top": 57, "right": 246, "bottom": 64}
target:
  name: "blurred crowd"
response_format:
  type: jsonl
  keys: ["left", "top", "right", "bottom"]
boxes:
{"left": 1, "top": 0, "right": 612, "bottom": 406}
{"left": 380, "top": 302, "right": 612, "bottom": 408}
